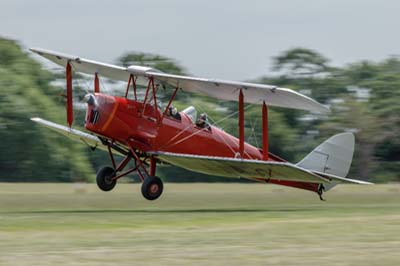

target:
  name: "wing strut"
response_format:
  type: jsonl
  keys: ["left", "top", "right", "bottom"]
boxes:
{"left": 238, "top": 92, "right": 269, "bottom": 160}
{"left": 125, "top": 74, "right": 137, "bottom": 100}
{"left": 239, "top": 89, "right": 244, "bottom": 158}
{"left": 262, "top": 101, "right": 269, "bottom": 160}
{"left": 162, "top": 87, "right": 179, "bottom": 120}
{"left": 94, "top": 72, "right": 100, "bottom": 93}
{"left": 66, "top": 61, "right": 73, "bottom": 127}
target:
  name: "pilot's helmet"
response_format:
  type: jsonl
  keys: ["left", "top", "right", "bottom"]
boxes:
{"left": 84, "top": 93, "right": 97, "bottom": 107}
{"left": 169, "top": 106, "right": 178, "bottom": 116}
{"left": 199, "top": 113, "right": 208, "bottom": 122}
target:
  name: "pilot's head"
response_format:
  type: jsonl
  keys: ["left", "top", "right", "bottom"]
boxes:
{"left": 199, "top": 113, "right": 208, "bottom": 122}
{"left": 84, "top": 93, "right": 98, "bottom": 107}
{"left": 169, "top": 106, "right": 178, "bottom": 116}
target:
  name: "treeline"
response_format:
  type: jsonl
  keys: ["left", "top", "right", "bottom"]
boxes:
{"left": 258, "top": 48, "right": 400, "bottom": 182}
{"left": 0, "top": 39, "right": 398, "bottom": 182}
{"left": 0, "top": 39, "right": 93, "bottom": 182}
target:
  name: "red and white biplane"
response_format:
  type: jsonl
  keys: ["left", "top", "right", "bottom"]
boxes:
{"left": 30, "top": 48, "right": 372, "bottom": 201}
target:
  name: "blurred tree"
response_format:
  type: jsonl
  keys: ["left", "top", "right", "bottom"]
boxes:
{"left": 318, "top": 99, "right": 381, "bottom": 181}
{"left": 270, "top": 48, "right": 351, "bottom": 104}
{"left": 352, "top": 58, "right": 400, "bottom": 181}
{"left": 272, "top": 47, "right": 332, "bottom": 77}
{"left": 2, "top": 38, "right": 398, "bottom": 183}
{"left": 0, "top": 38, "right": 94, "bottom": 182}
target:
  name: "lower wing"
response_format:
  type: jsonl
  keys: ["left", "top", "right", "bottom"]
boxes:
{"left": 153, "top": 151, "right": 373, "bottom": 185}
{"left": 153, "top": 151, "right": 330, "bottom": 184}
{"left": 30, "top": 117, "right": 122, "bottom": 154}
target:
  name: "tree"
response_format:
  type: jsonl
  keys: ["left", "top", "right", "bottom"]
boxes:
{"left": 318, "top": 98, "right": 382, "bottom": 181}
{"left": 0, "top": 38, "right": 94, "bottom": 182}
{"left": 272, "top": 47, "right": 332, "bottom": 78}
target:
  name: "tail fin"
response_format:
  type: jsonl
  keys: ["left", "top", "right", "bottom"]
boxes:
{"left": 297, "top": 133, "right": 355, "bottom": 191}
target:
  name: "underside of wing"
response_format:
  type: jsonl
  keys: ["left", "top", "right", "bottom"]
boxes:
{"left": 30, "top": 48, "right": 329, "bottom": 113}
{"left": 31, "top": 117, "right": 109, "bottom": 152}
{"left": 148, "top": 72, "right": 329, "bottom": 113}
{"left": 154, "top": 152, "right": 330, "bottom": 184}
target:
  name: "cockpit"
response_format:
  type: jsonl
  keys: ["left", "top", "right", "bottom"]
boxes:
{"left": 165, "top": 105, "right": 212, "bottom": 131}
{"left": 181, "top": 106, "right": 197, "bottom": 122}
{"left": 182, "top": 106, "right": 210, "bottom": 130}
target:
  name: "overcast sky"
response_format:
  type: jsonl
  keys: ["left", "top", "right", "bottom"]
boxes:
{"left": 1, "top": 0, "right": 399, "bottom": 80}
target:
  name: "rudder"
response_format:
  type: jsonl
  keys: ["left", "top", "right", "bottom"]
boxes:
{"left": 297, "top": 133, "right": 355, "bottom": 191}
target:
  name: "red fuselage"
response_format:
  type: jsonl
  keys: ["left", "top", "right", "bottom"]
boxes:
{"left": 85, "top": 93, "right": 319, "bottom": 192}
{"left": 85, "top": 93, "right": 263, "bottom": 159}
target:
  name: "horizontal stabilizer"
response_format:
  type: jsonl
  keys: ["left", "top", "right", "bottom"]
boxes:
{"left": 313, "top": 171, "right": 373, "bottom": 185}
{"left": 153, "top": 152, "right": 330, "bottom": 184}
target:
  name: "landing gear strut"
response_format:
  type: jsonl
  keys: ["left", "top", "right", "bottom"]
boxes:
{"left": 95, "top": 140, "right": 164, "bottom": 200}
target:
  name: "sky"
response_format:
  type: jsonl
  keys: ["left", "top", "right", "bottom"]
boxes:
{"left": 1, "top": 0, "right": 399, "bottom": 80}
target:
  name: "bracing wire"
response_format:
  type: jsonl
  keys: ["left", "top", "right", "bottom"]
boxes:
{"left": 249, "top": 117, "right": 260, "bottom": 148}
{"left": 162, "top": 101, "right": 257, "bottom": 159}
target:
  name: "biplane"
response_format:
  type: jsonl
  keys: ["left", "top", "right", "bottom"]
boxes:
{"left": 30, "top": 48, "right": 372, "bottom": 201}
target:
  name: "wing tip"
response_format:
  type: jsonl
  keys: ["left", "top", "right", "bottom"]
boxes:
{"left": 321, "top": 105, "right": 331, "bottom": 114}
{"left": 313, "top": 105, "right": 331, "bottom": 114}
{"left": 29, "top": 47, "right": 44, "bottom": 55}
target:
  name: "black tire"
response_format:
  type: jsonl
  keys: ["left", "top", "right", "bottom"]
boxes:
{"left": 96, "top": 166, "right": 117, "bottom": 192}
{"left": 141, "top": 176, "right": 163, "bottom": 200}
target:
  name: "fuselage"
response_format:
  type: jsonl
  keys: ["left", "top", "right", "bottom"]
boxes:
{"left": 85, "top": 93, "right": 269, "bottom": 160}
{"left": 84, "top": 93, "right": 319, "bottom": 192}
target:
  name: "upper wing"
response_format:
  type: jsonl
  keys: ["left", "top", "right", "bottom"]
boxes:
{"left": 29, "top": 48, "right": 156, "bottom": 85}
{"left": 154, "top": 151, "right": 330, "bottom": 184}
{"left": 30, "top": 48, "right": 329, "bottom": 113}
{"left": 148, "top": 72, "right": 329, "bottom": 113}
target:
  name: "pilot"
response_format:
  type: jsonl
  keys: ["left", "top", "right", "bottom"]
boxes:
{"left": 196, "top": 113, "right": 210, "bottom": 130}
{"left": 84, "top": 93, "right": 100, "bottom": 124}
{"left": 168, "top": 105, "right": 181, "bottom": 120}
{"left": 84, "top": 93, "right": 98, "bottom": 107}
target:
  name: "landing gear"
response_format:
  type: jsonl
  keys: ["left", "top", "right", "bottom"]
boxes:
{"left": 96, "top": 166, "right": 117, "bottom": 191}
{"left": 141, "top": 176, "right": 163, "bottom": 200}
{"left": 96, "top": 140, "right": 164, "bottom": 200}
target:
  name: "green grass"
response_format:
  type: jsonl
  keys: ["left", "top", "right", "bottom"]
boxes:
{"left": 0, "top": 183, "right": 399, "bottom": 266}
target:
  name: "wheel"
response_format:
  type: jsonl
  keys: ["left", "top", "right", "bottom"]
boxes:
{"left": 141, "top": 176, "right": 163, "bottom": 200}
{"left": 96, "top": 166, "right": 117, "bottom": 191}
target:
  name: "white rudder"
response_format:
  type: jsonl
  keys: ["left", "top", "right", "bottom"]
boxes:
{"left": 297, "top": 133, "right": 355, "bottom": 191}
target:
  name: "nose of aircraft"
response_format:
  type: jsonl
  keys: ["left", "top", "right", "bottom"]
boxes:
{"left": 84, "top": 93, "right": 118, "bottom": 134}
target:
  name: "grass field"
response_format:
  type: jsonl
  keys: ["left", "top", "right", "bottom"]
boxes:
{"left": 0, "top": 183, "right": 399, "bottom": 266}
